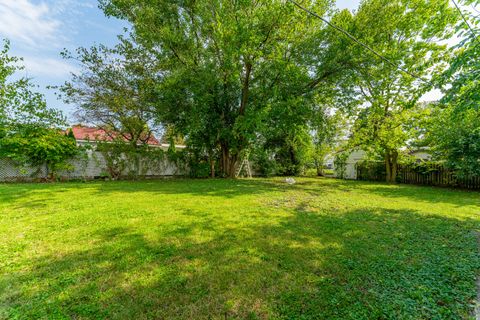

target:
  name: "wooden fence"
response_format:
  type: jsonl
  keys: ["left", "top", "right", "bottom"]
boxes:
{"left": 357, "top": 161, "right": 480, "bottom": 190}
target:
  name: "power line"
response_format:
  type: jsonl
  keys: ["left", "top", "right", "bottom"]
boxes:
{"left": 286, "top": 0, "right": 431, "bottom": 84}
{"left": 451, "top": 0, "right": 480, "bottom": 45}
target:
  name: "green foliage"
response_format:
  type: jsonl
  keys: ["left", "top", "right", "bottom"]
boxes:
{"left": 95, "top": 140, "right": 171, "bottom": 180}
{"left": 95, "top": 140, "right": 132, "bottom": 180}
{"left": 311, "top": 104, "right": 345, "bottom": 176}
{"left": 59, "top": 38, "right": 159, "bottom": 147}
{"left": 428, "top": 14, "right": 480, "bottom": 177}
{"left": 185, "top": 158, "right": 211, "bottom": 179}
{"left": 171, "top": 147, "right": 212, "bottom": 178}
{"left": 99, "top": 0, "right": 336, "bottom": 177}
{"left": 333, "top": 151, "right": 349, "bottom": 179}
{"left": 0, "top": 39, "right": 76, "bottom": 179}
{"left": 332, "top": 0, "right": 459, "bottom": 182}
{"left": 252, "top": 148, "right": 278, "bottom": 177}
{"left": 0, "top": 39, "right": 65, "bottom": 132}
{"left": 0, "top": 128, "right": 78, "bottom": 178}
{"left": 259, "top": 125, "right": 314, "bottom": 176}
{"left": 429, "top": 108, "right": 480, "bottom": 177}
{"left": 356, "top": 161, "right": 387, "bottom": 181}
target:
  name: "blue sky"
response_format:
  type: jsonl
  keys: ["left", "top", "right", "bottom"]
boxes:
{"left": 0, "top": 0, "right": 128, "bottom": 118}
{"left": 0, "top": 0, "right": 448, "bottom": 120}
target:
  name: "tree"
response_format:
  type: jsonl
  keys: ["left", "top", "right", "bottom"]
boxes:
{"left": 428, "top": 5, "right": 480, "bottom": 176}
{"left": 59, "top": 38, "right": 163, "bottom": 176}
{"left": 311, "top": 102, "right": 345, "bottom": 176}
{"left": 99, "top": 0, "right": 342, "bottom": 177}
{"left": 0, "top": 39, "right": 76, "bottom": 178}
{"left": 331, "top": 0, "right": 459, "bottom": 182}
{"left": 0, "top": 40, "right": 65, "bottom": 135}
{"left": 59, "top": 37, "right": 159, "bottom": 148}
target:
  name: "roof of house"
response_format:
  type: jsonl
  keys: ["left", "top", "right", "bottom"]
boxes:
{"left": 70, "top": 125, "right": 160, "bottom": 146}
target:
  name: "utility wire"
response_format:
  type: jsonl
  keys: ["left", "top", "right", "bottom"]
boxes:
{"left": 451, "top": 0, "right": 480, "bottom": 45}
{"left": 286, "top": 0, "right": 431, "bottom": 84}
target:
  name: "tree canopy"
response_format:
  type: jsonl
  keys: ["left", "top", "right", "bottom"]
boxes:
{"left": 328, "top": 0, "right": 459, "bottom": 182}
{"left": 428, "top": 6, "right": 480, "bottom": 177}
{"left": 59, "top": 37, "right": 160, "bottom": 147}
{"left": 2, "top": 0, "right": 477, "bottom": 181}
{"left": 98, "top": 0, "right": 348, "bottom": 177}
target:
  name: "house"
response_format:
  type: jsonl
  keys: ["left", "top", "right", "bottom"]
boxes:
{"left": 408, "top": 148, "right": 432, "bottom": 162}
{"left": 333, "top": 149, "right": 367, "bottom": 180}
{"left": 69, "top": 125, "right": 186, "bottom": 150}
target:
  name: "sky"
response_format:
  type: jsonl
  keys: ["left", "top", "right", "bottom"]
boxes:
{"left": 0, "top": 0, "right": 467, "bottom": 120}
{"left": 0, "top": 0, "right": 128, "bottom": 118}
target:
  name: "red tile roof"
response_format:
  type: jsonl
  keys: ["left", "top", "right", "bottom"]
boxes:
{"left": 71, "top": 125, "right": 160, "bottom": 146}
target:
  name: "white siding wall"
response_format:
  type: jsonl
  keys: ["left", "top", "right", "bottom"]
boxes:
{"left": 345, "top": 150, "right": 366, "bottom": 180}
{"left": 333, "top": 150, "right": 367, "bottom": 180}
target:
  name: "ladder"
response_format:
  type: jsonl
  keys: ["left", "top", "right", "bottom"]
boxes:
{"left": 235, "top": 153, "right": 252, "bottom": 178}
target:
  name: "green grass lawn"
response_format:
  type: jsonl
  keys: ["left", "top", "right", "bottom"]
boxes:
{"left": 1, "top": 178, "right": 479, "bottom": 319}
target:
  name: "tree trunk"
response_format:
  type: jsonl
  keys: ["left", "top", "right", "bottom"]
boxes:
{"left": 220, "top": 145, "right": 228, "bottom": 177}
{"left": 385, "top": 150, "right": 399, "bottom": 183}
{"left": 230, "top": 154, "right": 238, "bottom": 178}
{"left": 385, "top": 153, "right": 392, "bottom": 182}
{"left": 239, "top": 62, "right": 252, "bottom": 116}
{"left": 316, "top": 162, "right": 324, "bottom": 176}
{"left": 219, "top": 142, "right": 240, "bottom": 178}
{"left": 210, "top": 157, "right": 215, "bottom": 178}
{"left": 220, "top": 143, "right": 231, "bottom": 178}
{"left": 391, "top": 150, "right": 398, "bottom": 183}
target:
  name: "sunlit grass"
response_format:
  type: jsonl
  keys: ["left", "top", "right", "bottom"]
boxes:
{"left": 1, "top": 178, "right": 479, "bottom": 319}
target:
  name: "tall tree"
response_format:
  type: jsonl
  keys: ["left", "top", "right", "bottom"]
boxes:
{"left": 99, "top": 0, "right": 340, "bottom": 177}
{"left": 428, "top": 3, "right": 480, "bottom": 176}
{"left": 331, "top": 0, "right": 459, "bottom": 182}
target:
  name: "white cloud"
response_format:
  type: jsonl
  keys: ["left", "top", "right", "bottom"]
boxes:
{"left": 22, "top": 56, "right": 79, "bottom": 78}
{"left": 0, "top": 0, "right": 62, "bottom": 47}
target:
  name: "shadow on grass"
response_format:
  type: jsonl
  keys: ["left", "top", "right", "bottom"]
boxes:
{"left": 2, "top": 178, "right": 479, "bottom": 210}
{"left": 0, "top": 178, "right": 348, "bottom": 214}
{"left": 0, "top": 179, "right": 283, "bottom": 205}
{"left": 288, "top": 178, "right": 480, "bottom": 208}
{"left": 356, "top": 183, "right": 480, "bottom": 208}
{"left": 2, "top": 205, "right": 479, "bottom": 319}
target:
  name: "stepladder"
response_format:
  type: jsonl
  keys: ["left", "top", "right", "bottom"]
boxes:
{"left": 235, "top": 155, "right": 252, "bottom": 178}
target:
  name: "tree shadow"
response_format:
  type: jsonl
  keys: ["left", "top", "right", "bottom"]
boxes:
{"left": 0, "top": 179, "right": 287, "bottom": 207}
{"left": 0, "top": 183, "right": 73, "bottom": 211}
{"left": 2, "top": 178, "right": 478, "bottom": 208}
{"left": 2, "top": 204, "right": 479, "bottom": 319}
{"left": 91, "top": 178, "right": 295, "bottom": 199}
{"left": 355, "top": 183, "right": 480, "bottom": 208}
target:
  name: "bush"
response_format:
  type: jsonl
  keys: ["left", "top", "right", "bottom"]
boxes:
{"left": 0, "top": 128, "right": 78, "bottom": 180}
{"left": 252, "top": 149, "right": 278, "bottom": 177}
{"left": 356, "top": 161, "right": 386, "bottom": 181}
{"left": 334, "top": 152, "right": 349, "bottom": 179}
